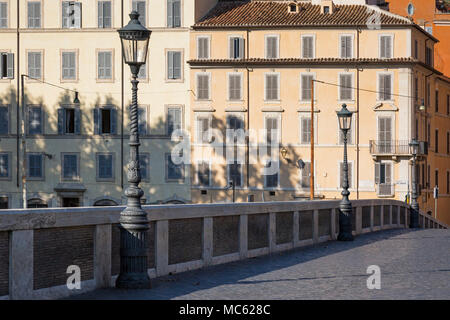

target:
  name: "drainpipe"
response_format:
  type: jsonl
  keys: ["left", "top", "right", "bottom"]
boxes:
{"left": 16, "top": 0, "right": 20, "bottom": 189}
{"left": 246, "top": 28, "right": 250, "bottom": 190}
{"left": 356, "top": 27, "right": 362, "bottom": 200}
{"left": 120, "top": 0, "right": 124, "bottom": 190}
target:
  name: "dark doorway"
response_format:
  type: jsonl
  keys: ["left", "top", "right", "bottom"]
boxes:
{"left": 62, "top": 197, "right": 80, "bottom": 207}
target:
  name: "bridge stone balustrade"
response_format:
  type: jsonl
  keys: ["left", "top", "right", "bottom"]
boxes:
{"left": 0, "top": 199, "right": 447, "bottom": 300}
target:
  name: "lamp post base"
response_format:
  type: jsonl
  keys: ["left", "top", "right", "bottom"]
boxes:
{"left": 337, "top": 232, "right": 354, "bottom": 241}
{"left": 409, "top": 208, "right": 420, "bottom": 229}
{"left": 116, "top": 273, "right": 151, "bottom": 289}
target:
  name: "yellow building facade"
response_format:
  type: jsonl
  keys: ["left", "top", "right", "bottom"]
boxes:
{"left": 187, "top": 1, "right": 450, "bottom": 225}
{"left": 0, "top": 0, "right": 218, "bottom": 208}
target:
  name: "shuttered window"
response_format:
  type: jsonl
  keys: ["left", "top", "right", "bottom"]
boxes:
{"left": 196, "top": 73, "right": 209, "bottom": 100}
{"left": 132, "top": 1, "right": 146, "bottom": 26}
{"left": 300, "top": 117, "right": 311, "bottom": 144}
{"left": 62, "top": 52, "right": 76, "bottom": 80}
{"left": 167, "top": 0, "right": 181, "bottom": 28}
{"left": 139, "top": 154, "right": 149, "bottom": 180}
{"left": 302, "top": 36, "right": 314, "bottom": 58}
{"left": 0, "top": 2, "right": 7, "bottom": 28}
{"left": 227, "top": 115, "right": 244, "bottom": 130}
{"left": 378, "top": 74, "right": 392, "bottom": 101}
{"left": 167, "top": 154, "right": 183, "bottom": 180}
{"left": 197, "top": 161, "right": 210, "bottom": 186}
{"left": 0, "top": 52, "right": 13, "bottom": 79}
{"left": 301, "top": 74, "right": 313, "bottom": 101}
{"left": 98, "top": 51, "right": 112, "bottom": 79}
{"left": 93, "top": 107, "right": 117, "bottom": 135}
{"left": 228, "top": 163, "right": 242, "bottom": 187}
{"left": 62, "top": 154, "right": 78, "bottom": 179}
{"left": 28, "top": 1, "right": 41, "bottom": 28}
{"left": 98, "top": 1, "right": 111, "bottom": 28}
{"left": 138, "top": 106, "right": 147, "bottom": 135}
{"left": 378, "top": 116, "right": 392, "bottom": 153}
{"left": 265, "top": 36, "right": 278, "bottom": 59}
{"left": 228, "top": 73, "right": 242, "bottom": 100}
{"left": 264, "top": 160, "right": 278, "bottom": 188}
{"left": 196, "top": 116, "right": 210, "bottom": 143}
{"left": 0, "top": 106, "right": 8, "bottom": 134}
{"left": 266, "top": 116, "right": 279, "bottom": 145}
{"left": 339, "top": 162, "right": 353, "bottom": 188}
{"left": 0, "top": 153, "right": 9, "bottom": 178}
{"left": 379, "top": 35, "right": 392, "bottom": 58}
{"left": 28, "top": 154, "right": 43, "bottom": 178}
{"left": 167, "top": 107, "right": 181, "bottom": 136}
{"left": 375, "top": 163, "right": 392, "bottom": 184}
{"left": 339, "top": 74, "right": 352, "bottom": 101}
{"left": 301, "top": 162, "right": 311, "bottom": 188}
{"left": 28, "top": 52, "right": 42, "bottom": 79}
{"left": 265, "top": 74, "right": 279, "bottom": 100}
{"left": 167, "top": 51, "right": 181, "bottom": 80}
{"left": 97, "top": 154, "right": 113, "bottom": 179}
{"left": 62, "top": 1, "right": 81, "bottom": 28}
{"left": 197, "top": 37, "right": 209, "bottom": 59}
{"left": 229, "top": 37, "right": 244, "bottom": 59}
{"left": 340, "top": 35, "right": 352, "bottom": 58}
{"left": 28, "top": 106, "right": 42, "bottom": 134}
{"left": 57, "top": 107, "right": 81, "bottom": 135}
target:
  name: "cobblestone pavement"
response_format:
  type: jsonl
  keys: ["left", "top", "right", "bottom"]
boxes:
{"left": 72, "top": 228, "right": 450, "bottom": 300}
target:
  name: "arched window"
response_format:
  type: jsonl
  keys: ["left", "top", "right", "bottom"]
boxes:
{"left": 27, "top": 198, "right": 48, "bottom": 208}
{"left": 94, "top": 199, "right": 118, "bottom": 206}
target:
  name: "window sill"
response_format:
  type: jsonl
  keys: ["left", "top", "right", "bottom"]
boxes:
{"left": 96, "top": 78, "right": 115, "bottom": 83}
{"left": 264, "top": 99, "right": 281, "bottom": 103}
{"left": 0, "top": 177, "right": 12, "bottom": 181}
{"left": 96, "top": 179, "right": 115, "bottom": 183}
{"left": 166, "top": 179, "right": 185, "bottom": 183}
{"left": 165, "top": 78, "right": 184, "bottom": 83}
{"left": 60, "top": 78, "right": 79, "bottom": 83}
{"left": 26, "top": 177, "right": 45, "bottom": 181}
{"left": 61, "top": 178, "right": 80, "bottom": 182}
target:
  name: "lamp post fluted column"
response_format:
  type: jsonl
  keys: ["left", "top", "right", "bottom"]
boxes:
{"left": 409, "top": 140, "right": 420, "bottom": 228}
{"left": 338, "top": 128, "right": 354, "bottom": 241}
{"left": 116, "top": 11, "right": 151, "bottom": 289}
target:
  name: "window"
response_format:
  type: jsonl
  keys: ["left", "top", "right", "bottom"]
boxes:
{"left": 27, "top": 198, "right": 48, "bottom": 208}
{"left": 378, "top": 116, "right": 392, "bottom": 153}
{"left": 167, "top": 51, "right": 182, "bottom": 80}
{"left": 300, "top": 116, "right": 311, "bottom": 144}
{"left": 407, "top": 3, "right": 414, "bottom": 15}
{"left": 289, "top": 4, "right": 297, "bottom": 12}
{"left": 196, "top": 115, "right": 211, "bottom": 143}
{"left": 339, "top": 161, "right": 353, "bottom": 188}
{"left": 98, "top": 1, "right": 111, "bottom": 28}
{"left": 227, "top": 115, "right": 244, "bottom": 131}
{"left": 0, "top": 106, "right": 8, "bottom": 134}
{"left": 97, "top": 51, "right": 112, "bottom": 80}
{"left": 447, "top": 132, "right": 449, "bottom": 154}
{"left": 0, "top": 153, "right": 9, "bottom": 179}
{"left": 426, "top": 81, "right": 430, "bottom": 107}
{"left": 97, "top": 153, "right": 114, "bottom": 180}
{"left": 58, "top": 107, "right": 80, "bottom": 134}
{"left": 167, "top": 106, "right": 182, "bottom": 136}
{"left": 62, "top": 1, "right": 82, "bottom": 29}
{"left": 61, "top": 51, "right": 76, "bottom": 80}
{"left": 414, "top": 77, "right": 418, "bottom": 102}
{"left": 264, "top": 160, "right": 279, "bottom": 188}
{"left": 375, "top": 162, "right": 392, "bottom": 195}
{"left": 265, "top": 35, "right": 278, "bottom": 59}
{"left": 447, "top": 94, "right": 449, "bottom": 115}
{"left": 139, "top": 153, "right": 149, "bottom": 181}
{"left": 378, "top": 73, "right": 392, "bottom": 101}
{"left": 435, "top": 90, "right": 439, "bottom": 113}
{"left": 301, "top": 35, "right": 314, "bottom": 58}
{"left": 166, "top": 153, "right": 184, "bottom": 181}
{"left": 0, "top": 2, "right": 7, "bottom": 28}
{"left": 197, "top": 36, "right": 210, "bottom": 59}
{"left": 0, "top": 196, "right": 7, "bottom": 209}
{"left": 28, "top": 51, "right": 42, "bottom": 79}
{"left": 229, "top": 36, "right": 244, "bottom": 59}
{"left": 62, "top": 153, "right": 79, "bottom": 180}
{"left": 132, "top": 1, "right": 146, "bottom": 26}
{"left": 427, "top": 165, "right": 430, "bottom": 187}
{"left": 27, "top": 105, "right": 42, "bottom": 134}
{"left": 427, "top": 122, "right": 430, "bottom": 146}
{"left": 0, "top": 52, "right": 13, "bottom": 79}
{"left": 265, "top": 116, "right": 280, "bottom": 145}
{"left": 27, "top": 153, "right": 43, "bottom": 179}
{"left": 379, "top": 35, "right": 392, "bottom": 58}
{"left": 425, "top": 46, "right": 433, "bottom": 66}
{"left": 300, "top": 74, "right": 314, "bottom": 101}
{"left": 435, "top": 129, "right": 439, "bottom": 153}
{"left": 323, "top": 6, "right": 330, "bottom": 14}
{"left": 196, "top": 73, "right": 210, "bottom": 100}
{"left": 228, "top": 73, "right": 242, "bottom": 100}
{"left": 414, "top": 39, "right": 418, "bottom": 59}
{"left": 93, "top": 107, "right": 117, "bottom": 135}
{"left": 167, "top": 0, "right": 181, "bottom": 28}
{"left": 339, "top": 74, "right": 353, "bottom": 100}
{"left": 340, "top": 35, "right": 353, "bottom": 58}
{"left": 447, "top": 171, "right": 449, "bottom": 194}
{"left": 197, "top": 161, "right": 210, "bottom": 186}
{"left": 425, "top": 26, "right": 433, "bottom": 35}
{"left": 138, "top": 106, "right": 147, "bottom": 135}
{"left": 228, "top": 162, "right": 242, "bottom": 187}
{"left": 28, "top": 1, "right": 41, "bottom": 28}
{"left": 435, "top": 169, "right": 439, "bottom": 188}
{"left": 300, "top": 161, "right": 311, "bottom": 189}
{"left": 265, "top": 73, "right": 279, "bottom": 100}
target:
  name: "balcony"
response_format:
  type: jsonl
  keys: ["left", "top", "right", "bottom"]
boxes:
{"left": 377, "top": 183, "right": 394, "bottom": 197}
{"left": 369, "top": 140, "right": 428, "bottom": 159}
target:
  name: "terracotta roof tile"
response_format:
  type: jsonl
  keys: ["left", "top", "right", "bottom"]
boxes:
{"left": 195, "top": 1, "right": 410, "bottom": 28}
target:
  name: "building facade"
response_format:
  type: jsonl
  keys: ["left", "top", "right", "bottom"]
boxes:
{"left": 0, "top": 0, "right": 217, "bottom": 208}
{"left": 187, "top": 0, "right": 450, "bottom": 225}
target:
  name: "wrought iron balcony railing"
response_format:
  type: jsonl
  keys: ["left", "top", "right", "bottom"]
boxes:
{"left": 370, "top": 140, "right": 428, "bottom": 156}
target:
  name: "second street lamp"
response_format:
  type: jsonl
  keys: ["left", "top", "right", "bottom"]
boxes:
{"left": 409, "top": 139, "right": 420, "bottom": 228}
{"left": 116, "top": 11, "right": 151, "bottom": 289}
{"left": 336, "top": 104, "right": 354, "bottom": 241}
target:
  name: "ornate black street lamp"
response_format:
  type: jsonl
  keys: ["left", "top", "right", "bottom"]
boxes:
{"left": 409, "top": 139, "right": 420, "bottom": 228}
{"left": 116, "top": 11, "right": 151, "bottom": 289}
{"left": 336, "top": 104, "right": 354, "bottom": 241}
